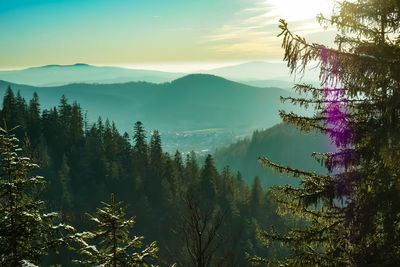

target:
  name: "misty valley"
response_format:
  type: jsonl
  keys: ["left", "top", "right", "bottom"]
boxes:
{"left": 1, "top": 0, "right": 399, "bottom": 266}
{"left": 0, "top": 62, "right": 325, "bottom": 265}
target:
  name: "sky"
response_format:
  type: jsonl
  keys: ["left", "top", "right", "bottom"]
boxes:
{"left": 0, "top": 0, "right": 337, "bottom": 71}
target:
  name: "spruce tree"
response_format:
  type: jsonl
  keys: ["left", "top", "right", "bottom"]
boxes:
{"left": 185, "top": 151, "right": 199, "bottom": 185}
{"left": 71, "top": 101, "right": 84, "bottom": 145}
{"left": 249, "top": 177, "right": 264, "bottom": 220}
{"left": 132, "top": 121, "right": 148, "bottom": 188}
{"left": 27, "top": 92, "right": 41, "bottom": 154}
{"left": 133, "top": 121, "right": 147, "bottom": 161}
{"left": 74, "top": 193, "right": 158, "bottom": 266}
{"left": 249, "top": 0, "right": 400, "bottom": 265}
{"left": 173, "top": 150, "right": 185, "bottom": 191}
{"left": 0, "top": 125, "right": 74, "bottom": 266}
{"left": 200, "top": 155, "right": 218, "bottom": 207}
{"left": 14, "top": 90, "right": 28, "bottom": 138}
{"left": 2, "top": 87, "right": 18, "bottom": 130}
{"left": 149, "top": 130, "right": 163, "bottom": 195}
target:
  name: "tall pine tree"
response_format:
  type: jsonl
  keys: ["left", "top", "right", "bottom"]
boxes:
{"left": 132, "top": 121, "right": 148, "bottom": 191}
{"left": 250, "top": 0, "right": 400, "bottom": 265}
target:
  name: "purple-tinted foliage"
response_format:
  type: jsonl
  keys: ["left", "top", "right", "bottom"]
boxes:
{"left": 320, "top": 47, "right": 357, "bottom": 208}
{"left": 321, "top": 46, "right": 352, "bottom": 154}
{"left": 326, "top": 149, "right": 359, "bottom": 172}
{"left": 324, "top": 88, "right": 351, "bottom": 147}
{"left": 334, "top": 171, "right": 358, "bottom": 199}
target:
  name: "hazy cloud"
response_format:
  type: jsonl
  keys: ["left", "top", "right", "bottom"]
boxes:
{"left": 203, "top": 0, "right": 336, "bottom": 58}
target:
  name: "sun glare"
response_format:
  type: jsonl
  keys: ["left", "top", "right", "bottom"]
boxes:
{"left": 268, "top": 0, "right": 334, "bottom": 22}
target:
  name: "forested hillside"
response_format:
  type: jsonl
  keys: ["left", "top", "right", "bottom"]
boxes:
{"left": 214, "top": 123, "right": 329, "bottom": 188}
{"left": 0, "top": 74, "right": 294, "bottom": 133}
{"left": 1, "top": 86, "right": 289, "bottom": 265}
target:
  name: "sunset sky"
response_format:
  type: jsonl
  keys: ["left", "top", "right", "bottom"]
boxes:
{"left": 0, "top": 0, "right": 337, "bottom": 71}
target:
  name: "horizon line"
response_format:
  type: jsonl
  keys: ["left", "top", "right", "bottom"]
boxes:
{"left": 0, "top": 59, "right": 287, "bottom": 73}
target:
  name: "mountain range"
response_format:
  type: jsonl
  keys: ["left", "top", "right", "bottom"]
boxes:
{"left": 203, "top": 61, "right": 291, "bottom": 81}
{"left": 0, "top": 62, "right": 318, "bottom": 154}
{"left": 0, "top": 63, "right": 327, "bottom": 188}
{"left": 0, "top": 74, "right": 301, "bottom": 137}
{"left": 0, "top": 63, "right": 184, "bottom": 86}
{"left": 0, "top": 61, "right": 318, "bottom": 89}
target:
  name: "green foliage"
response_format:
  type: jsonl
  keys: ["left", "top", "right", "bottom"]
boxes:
{"left": 133, "top": 121, "right": 148, "bottom": 187}
{"left": 250, "top": 0, "right": 400, "bottom": 266}
{"left": 74, "top": 194, "right": 158, "bottom": 266}
{"left": 200, "top": 155, "right": 218, "bottom": 206}
{"left": 0, "top": 125, "right": 74, "bottom": 266}
{"left": 214, "top": 123, "right": 328, "bottom": 188}
{"left": 0, "top": 89, "right": 287, "bottom": 265}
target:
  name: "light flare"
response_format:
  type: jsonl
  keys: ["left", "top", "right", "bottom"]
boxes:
{"left": 267, "top": 0, "right": 334, "bottom": 22}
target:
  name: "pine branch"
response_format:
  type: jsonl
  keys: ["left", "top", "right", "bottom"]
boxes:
{"left": 258, "top": 157, "right": 329, "bottom": 180}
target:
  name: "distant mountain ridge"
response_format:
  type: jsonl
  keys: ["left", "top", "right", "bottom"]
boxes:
{"left": 0, "top": 64, "right": 184, "bottom": 86}
{"left": 33, "top": 63, "right": 90, "bottom": 68}
{"left": 0, "top": 74, "right": 299, "bottom": 135}
{"left": 0, "top": 61, "right": 318, "bottom": 90}
{"left": 203, "top": 61, "right": 319, "bottom": 85}
{"left": 204, "top": 61, "right": 290, "bottom": 81}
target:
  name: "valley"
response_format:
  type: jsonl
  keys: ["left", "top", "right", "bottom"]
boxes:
{"left": 0, "top": 69, "right": 310, "bottom": 155}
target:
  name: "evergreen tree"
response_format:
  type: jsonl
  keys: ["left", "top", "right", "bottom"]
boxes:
{"left": 74, "top": 193, "right": 158, "bottom": 266}
{"left": 250, "top": 0, "right": 400, "bottom": 265}
{"left": 27, "top": 92, "right": 41, "bottom": 156}
{"left": 149, "top": 131, "right": 163, "bottom": 189}
{"left": 200, "top": 155, "right": 218, "bottom": 207}
{"left": 2, "top": 86, "right": 18, "bottom": 129}
{"left": 78, "top": 123, "right": 107, "bottom": 209}
{"left": 0, "top": 125, "right": 74, "bottom": 266}
{"left": 14, "top": 90, "right": 28, "bottom": 138}
{"left": 70, "top": 101, "right": 84, "bottom": 145}
{"left": 58, "top": 95, "right": 72, "bottom": 149}
{"left": 173, "top": 150, "right": 184, "bottom": 186}
{"left": 150, "top": 131, "right": 162, "bottom": 166}
{"left": 41, "top": 107, "right": 63, "bottom": 168}
{"left": 58, "top": 154, "right": 73, "bottom": 212}
{"left": 132, "top": 121, "right": 148, "bottom": 187}
{"left": 219, "top": 166, "right": 236, "bottom": 215}
{"left": 249, "top": 177, "right": 264, "bottom": 220}
{"left": 97, "top": 117, "right": 105, "bottom": 143}
{"left": 149, "top": 131, "right": 163, "bottom": 192}
{"left": 162, "top": 156, "right": 179, "bottom": 202}
{"left": 185, "top": 151, "right": 200, "bottom": 190}
{"left": 133, "top": 121, "right": 147, "bottom": 159}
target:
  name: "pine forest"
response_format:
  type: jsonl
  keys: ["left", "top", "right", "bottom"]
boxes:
{"left": 1, "top": 0, "right": 399, "bottom": 266}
